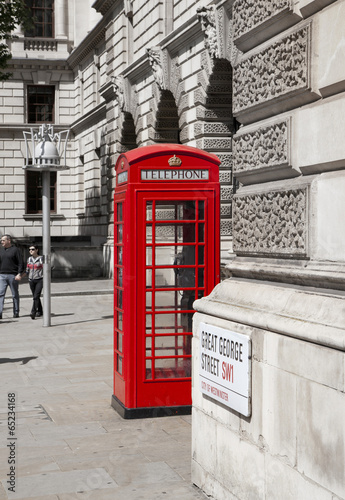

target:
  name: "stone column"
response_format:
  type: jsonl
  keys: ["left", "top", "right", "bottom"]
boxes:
{"left": 55, "top": 0, "right": 67, "bottom": 39}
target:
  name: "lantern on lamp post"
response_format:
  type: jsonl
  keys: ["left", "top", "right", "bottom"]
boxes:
{"left": 23, "top": 125, "right": 70, "bottom": 327}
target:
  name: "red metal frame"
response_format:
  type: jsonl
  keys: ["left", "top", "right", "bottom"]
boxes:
{"left": 112, "top": 144, "right": 220, "bottom": 418}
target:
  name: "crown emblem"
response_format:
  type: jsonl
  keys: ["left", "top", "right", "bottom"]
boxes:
{"left": 168, "top": 155, "right": 182, "bottom": 167}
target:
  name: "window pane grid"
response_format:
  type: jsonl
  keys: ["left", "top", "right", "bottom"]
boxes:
{"left": 144, "top": 199, "right": 206, "bottom": 381}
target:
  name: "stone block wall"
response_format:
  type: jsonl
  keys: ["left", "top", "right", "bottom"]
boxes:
{"left": 192, "top": 0, "right": 345, "bottom": 498}
{"left": 192, "top": 282, "right": 345, "bottom": 499}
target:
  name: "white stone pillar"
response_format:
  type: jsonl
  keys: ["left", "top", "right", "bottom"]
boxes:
{"left": 55, "top": 0, "right": 67, "bottom": 39}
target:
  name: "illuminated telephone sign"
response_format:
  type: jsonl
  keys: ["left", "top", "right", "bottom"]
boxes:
{"left": 112, "top": 144, "right": 220, "bottom": 418}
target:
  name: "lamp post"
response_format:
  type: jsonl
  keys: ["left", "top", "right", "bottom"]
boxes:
{"left": 23, "top": 125, "right": 70, "bottom": 327}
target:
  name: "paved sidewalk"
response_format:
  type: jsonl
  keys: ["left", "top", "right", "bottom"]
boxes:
{"left": 0, "top": 279, "right": 206, "bottom": 500}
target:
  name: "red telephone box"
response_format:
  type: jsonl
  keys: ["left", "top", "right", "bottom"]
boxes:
{"left": 112, "top": 144, "right": 220, "bottom": 418}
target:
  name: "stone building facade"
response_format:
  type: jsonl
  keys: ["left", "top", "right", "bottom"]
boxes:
{"left": 1, "top": 0, "right": 234, "bottom": 277}
{"left": 193, "top": 0, "right": 345, "bottom": 499}
{"left": 1, "top": 0, "right": 345, "bottom": 498}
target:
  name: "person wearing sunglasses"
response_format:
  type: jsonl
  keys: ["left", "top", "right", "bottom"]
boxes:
{"left": 26, "top": 245, "right": 44, "bottom": 320}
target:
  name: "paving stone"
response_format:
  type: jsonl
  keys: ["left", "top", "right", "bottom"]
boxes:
{"left": 0, "top": 285, "right": 207, "bottom": 500}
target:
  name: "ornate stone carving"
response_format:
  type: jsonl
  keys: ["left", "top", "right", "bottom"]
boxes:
{"left": 233, "top": 120, "right": 289, "bottom": 173}
{"left": 111, "top": 75, "right": 125, "bottom": 111}
{"left": 233, "top": 189, "right": 307, "bottom": 256}
{"left": 197, "top": 5, "right": 219, "bottom": 59}
{"left": 233, "top": 26, "right": 309, "bottom": 115}
{"left": 219, "top": 171, "right": 232, "bottom": 183}
{"left": 233, "top": 0, "right": 291, "bottom": 41}
{"left": 221, "top": 219, "right": 232, "bottom": 237}
{"left": 147, "top": 47, "right": 165, "bottom": 90}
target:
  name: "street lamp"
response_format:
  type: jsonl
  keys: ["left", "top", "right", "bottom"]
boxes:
{"left": 23, "top": 125, "right": 70, "bottom": 327}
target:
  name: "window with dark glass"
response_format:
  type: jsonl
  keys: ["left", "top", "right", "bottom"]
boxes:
{"left": 27, "top": 85, "right": 55, "bottom": 124}
{"left": 26, "top": 171, "right": 57, "bottom": 214}
{"left": 25, "top": 0, "right": 54, "bottom": 38}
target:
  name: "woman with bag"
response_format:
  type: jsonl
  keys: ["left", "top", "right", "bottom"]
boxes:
{"left": 26, "top": 244, "right": 43, "bottom": 320}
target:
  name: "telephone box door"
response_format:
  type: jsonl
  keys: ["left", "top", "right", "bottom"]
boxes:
{"left": 136, "top": 191, "right": 217, "bottom": 408}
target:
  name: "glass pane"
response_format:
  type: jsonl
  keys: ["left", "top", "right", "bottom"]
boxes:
{"left": 117, "top": 267, "right": 123, "bottom": 287}
{"left": 155, "top": 245, "right": 195, "bottom": 267}
{"left": 154, "top": 268, "right": 194, "bottom": 288}
{"left": 146, "top": 224, "right": 152, "bottom": 243}
{"left": 146, "top": 201, "right": 153, "bottom": 221}
{"left": 117, "top": 224, "right": 123, "bottom": 243}
{"left": 198, "top": 201, "right": 205, "bottom": 220}
{"left": 146, "top": 360, "right": 152, "bottom": 379}
{"left": 154, "top": 290, "right": 181, "bottom": 310}
{"left": 155, "top": 224, "right": 195, "bottom": 243}
{"left": 146, "top": 269, "right": 152, "bottom": 288}
{"left": 154, "top": 313, "right": 185, "bottom": 334}
{"left": 198, "top": 246, "right": 205, "bottom": 265}
{"left": 154, "top": 357, "right": 191, "bottom": 379}
{"left": 154, "top": 335, "right": 192, "bottom": 357}
{"left": 146, "top": 246, "right": 152, "bottom": 265}
{"left": 117, "top": 355, "right": 123, "bottom": 375}
{"left": 198, "top": 268, "right": 204, "bottom": 288}
{"left": 198, "top": 223, "right": 205, "bottom": 243}
{"left": 155, "top": 204, "right": 176, "bottom": 220}
{"left": 146, "top": 337, "right": 152, "bottom": 357}
{"left": 117, "top": 203, "right": 123, "bottom": 222}
{"left": 117, "top": 332, "right": 123, "bottom": 352}
{"left": 117, "top": 246, "right": 123, "bottom": 265}
{"left": 118, "top": 290, "right": 123, "bottom": 309}
{"left": 146, "top": 292, "right": 152, "bottom": 310}
{"left": 177, "top": 201, "right": 195, "bottom": 220}
{"left": 154, "top": 201, "right": 196, "bottom": 220}
{"left": 118, "top": 311, "right": 123, "bottom": 330}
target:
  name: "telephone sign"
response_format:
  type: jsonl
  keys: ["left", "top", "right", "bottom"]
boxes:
{"left": 112, "top": 144, "right": 220, "bottom": 418}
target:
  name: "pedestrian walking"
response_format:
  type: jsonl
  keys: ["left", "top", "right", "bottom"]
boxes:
{"left": 0, "top": 235, "right": 25, "bottom": 319}
{"left": 26, "top": 244, "right": 43, "bottom": 320}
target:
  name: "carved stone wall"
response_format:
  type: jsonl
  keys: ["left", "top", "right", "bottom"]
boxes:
{"left": 233, "top": 25, "right": 311, "bottom": 121}
{"left": 232, "top": 188, "right": 307, "bottom": 256}
{"left": 233, "top": 0, "right": 291, "bottom": 41}
{"left": 232, "top": 118, "right": 296, "bottom": 184}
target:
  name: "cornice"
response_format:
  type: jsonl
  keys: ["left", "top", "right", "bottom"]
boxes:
{"left": 122, "top": 52, "right": 149, "bottom": 83}
{"left": 67, "top": 20, "right": 106, "bottom": 68}
{"left": 160, "top": 14, "right": 202, "bottom": 55}
{"left": 92, "top": 0, "right": 119, "bottom": 16}
{"left": 70, "top": 102, "right": 107, "bottom": 135}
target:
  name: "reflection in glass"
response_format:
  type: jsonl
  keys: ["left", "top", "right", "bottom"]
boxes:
{"left": 155, "top": 205, "right": 176, "bottom": 220}
{"left": 118, "top": 290, "right": 123, "bottom": 309}
{"left": 154, "top": 357, "right": 191, "bottom": 379}
{"left": 155, "top": 224, "right": 195, "bottom": 243}
{"left": 117, "top": 246, "right": 123, "bottom": 265}
{"left": 155, "top": 245, "right": 195, "bottom": 267}
{"left": 117, "top": 267, "right": 123, "bottom": 287}
{"left": 117, "top": 224, "right": 123, "bottom": 243}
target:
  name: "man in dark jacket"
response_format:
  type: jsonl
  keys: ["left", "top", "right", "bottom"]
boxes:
{"left": 0, "top": 235, "right": 25, "bottom": 319}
